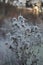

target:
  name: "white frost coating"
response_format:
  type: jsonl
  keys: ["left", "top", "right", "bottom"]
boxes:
{"left": 12, "top": 17, "right": 17, "bottom": 22}
{"left": 0, "top": 15, "right": 43, "bottom": 65}
{"left": 18, "top": 15, "right": 24, "bottom": 22}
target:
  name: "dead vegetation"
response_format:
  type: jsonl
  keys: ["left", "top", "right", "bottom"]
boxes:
{"left": 0, "top": 3, "right": 43, "bottom": 25}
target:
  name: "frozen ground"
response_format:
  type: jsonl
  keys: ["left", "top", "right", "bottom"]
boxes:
{"left": 0, "top": 15, "right": 43, "bottom": 65}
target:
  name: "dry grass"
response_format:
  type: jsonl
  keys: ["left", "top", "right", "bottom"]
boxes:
{"left": 0, "top": 3, "right": 43, "bottom": 24}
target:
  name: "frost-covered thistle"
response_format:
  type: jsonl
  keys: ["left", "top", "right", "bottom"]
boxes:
{"left": 0, "top": 15, "right": 43, "bottom": 65}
